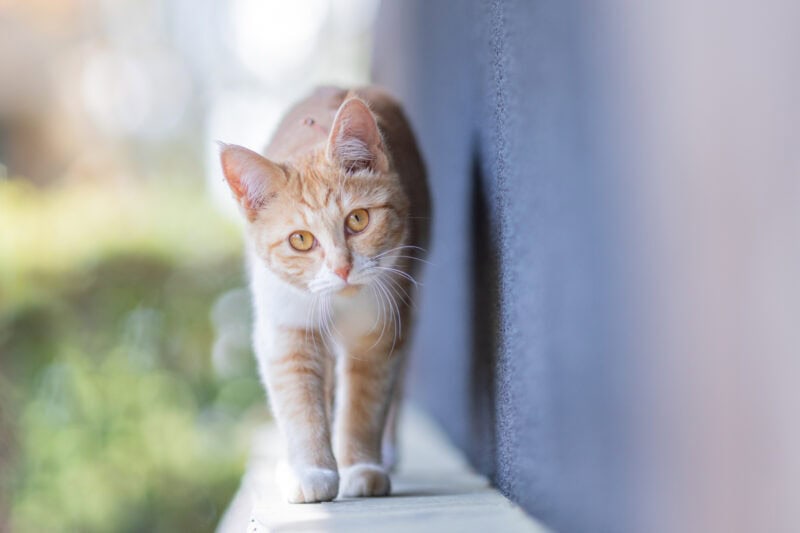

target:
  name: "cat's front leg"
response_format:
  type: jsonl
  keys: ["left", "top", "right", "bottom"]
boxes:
{"left": 334, "top": 331, "right": 403, "bottom": 498}
{"left": 262, "top": 327, "right": 339, "bottom": 503}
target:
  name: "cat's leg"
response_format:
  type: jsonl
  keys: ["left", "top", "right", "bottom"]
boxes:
{"left": 381, "top": 375, "right": 403, "bottom": 472}
{"left": 262, "top": 327, "right": 338, "bottom": 503}
{"left": 334, "top": 332, "right": 403, "bottom": 498}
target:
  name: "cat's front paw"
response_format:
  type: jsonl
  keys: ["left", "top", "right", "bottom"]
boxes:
{"left": 276, "top": 461, "right": 339, "bottom": 503}
{"left": 339, "top": 463, "right": 391, "bottom": 498}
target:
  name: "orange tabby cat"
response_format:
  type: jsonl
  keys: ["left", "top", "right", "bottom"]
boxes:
{"left": 219, "top": 86, "right": 430, "bottom": 503}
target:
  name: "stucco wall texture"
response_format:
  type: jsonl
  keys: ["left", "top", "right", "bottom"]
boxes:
{"left": 373, "top": 1, "right": 800, "bottom": 532}
{"left": 373, "top": 1, "right": 627, "bottom": 531}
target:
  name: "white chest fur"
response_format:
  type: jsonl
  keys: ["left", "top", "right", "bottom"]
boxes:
{"left": 249, "top": 254, "right": 384, "bottom": 361}
{"left": 330, "top": 286, "right": 384, "bottom": 339}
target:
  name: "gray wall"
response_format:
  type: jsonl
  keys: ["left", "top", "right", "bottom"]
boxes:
{"left": 373, "top": 1, "right": 626, "bottom": 531}
{"left": 373, "top": 1, "right": 800, "bottom": 532}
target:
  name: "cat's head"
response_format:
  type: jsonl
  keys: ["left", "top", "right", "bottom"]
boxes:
{"left": 219, "top": 97, "right": 411, "bottom": 295}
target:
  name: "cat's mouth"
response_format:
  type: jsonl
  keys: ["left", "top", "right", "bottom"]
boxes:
{"left": 308, "top": 275, "right": 367, "bottom": 296}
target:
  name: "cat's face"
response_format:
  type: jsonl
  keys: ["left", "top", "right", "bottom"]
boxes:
{"left": 220, "top": 98, "right": 410, "bottom": 295}
{"left": 246, "top": 161, "right": 409, "bottom": 294}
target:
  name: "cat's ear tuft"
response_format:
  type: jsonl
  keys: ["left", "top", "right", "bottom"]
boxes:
{"left": 218, "top": 143, "right": 284, "bottom": 216}
{"left": 326, "top": 98, "right": 389, "bottom": 174}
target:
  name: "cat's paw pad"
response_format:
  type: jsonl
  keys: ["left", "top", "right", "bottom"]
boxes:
{"left": 339, "top": 463, "right": 391, "bottom": 498}
{"left": 276, "top": 461, "right": 339, "bottom": 503}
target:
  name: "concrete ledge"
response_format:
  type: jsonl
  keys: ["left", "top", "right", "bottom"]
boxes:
{"left": 216, "top": 407, "right": 548, "bottom": 532}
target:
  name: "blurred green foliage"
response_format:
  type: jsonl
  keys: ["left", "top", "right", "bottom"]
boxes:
{"left": 0, "top": 180, "right": 265, "bottom": 532}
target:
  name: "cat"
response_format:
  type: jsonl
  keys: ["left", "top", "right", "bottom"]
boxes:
{"left": 218, "top": 86, "right": 430, "bottom": 503}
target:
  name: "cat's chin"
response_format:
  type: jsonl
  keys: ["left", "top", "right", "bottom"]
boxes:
{"left": 337, "top": 285, "right": 362, "bottom": 297}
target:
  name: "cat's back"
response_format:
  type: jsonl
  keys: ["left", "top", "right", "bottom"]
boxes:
{"left": 264, "top": 86, "right": 349, "bottom": 163}
{"left": 264, "top": 86, "right": 417, "bottom": 169}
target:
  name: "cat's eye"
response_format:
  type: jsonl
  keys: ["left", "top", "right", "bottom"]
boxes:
{"left": 346, "top": 209, "right": 369, "bottom": 233}
{"left": 289, "top": 230, "right": 315, "bottom": 251}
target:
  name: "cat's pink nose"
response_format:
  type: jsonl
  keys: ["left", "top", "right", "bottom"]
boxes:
{"left": 334, "top": 264, "right": 351, "bottom": 282}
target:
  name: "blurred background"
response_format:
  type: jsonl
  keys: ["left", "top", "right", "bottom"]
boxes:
{"left": 0, "top": 0, "right": 378, "bottom": 531}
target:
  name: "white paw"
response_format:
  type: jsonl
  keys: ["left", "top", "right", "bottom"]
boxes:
{"left": 339, "top": 463, "right": 391, "bottom": 498}
{"left": 276, "top": 460, "right": 339, "bottom": 503}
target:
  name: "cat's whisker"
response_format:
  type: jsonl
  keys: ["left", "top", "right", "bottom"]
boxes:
{"left": 365, "top": 285, "right": 385, "bottom": 352}
{"left": 386, "top": 254, "right": 432, "bottom": 266}
{"left": 308, "top": 279, "right": 346, "bottom": 296}
{"left": 371, "top": 278, "right": 391, "bottom": 352}
{"left": 368, "top": 285, "right": 382, "bottom": 334}
{"left": 309, "top": 294, "right": 318, "bottom": 340}
{"left": 318, "top": 295, "right": 332, "bottom": 354}
{"left": 372, "top": 246, "right": 424, "bottom": 263}
{"left": 309, "top": 294, "right": 322, "bottom": 357}
{"left": 321, "top": 295, "right": 338, "bottom": 354}
{"left": 390, "top": 282, "right": 402, "bottom": 339}
{"left": 325, "top": 295, "right": 343, "bottom": 341}
{"left": 373, "top": 266, "right": 420, "bottom": 287}
{"left": 317, "top": 296, "right": 327, "bottom": 355}
{"left": 377, "top": 269, "right": 412, "bottom": 302}
{"left": 386, "top": 282, "right": 402, "bottom": 356}
{"left": 376, "top": 281, "right": 391, "bottom": 349}
{"left": 372, "top": 244, "right": 427, "bottom": 260}
{"left": 305, "top": 294, "right": 313, "bottom": 346}
{"left": 373, "top": 279, "right": 391, "bottom": 349}
{"left": 382, "top": 275, "right": 413, "bottom": 308}
{"left": 374, "top": 277, "right": 400, "bottom": 357}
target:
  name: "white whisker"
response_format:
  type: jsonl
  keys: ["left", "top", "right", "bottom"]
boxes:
{"left": 373, "top": 277, "right": 400, "bottom": 356}
{"left": 386, "top": 254, "right": 432, "bottom": 266}
{"left": 374, "top": 266, "right": 420, "bottom": 287}
{"left": 375, "top": 278, "right": 392, "bottom": 347}
{"left": 310, "top": 294, "right": 322, "bottom": 356}
{"left": 366, "top": 283, "right": 388, "bottom": 352}
{"left": 373, "top": 244, "right": 427, "bottom": 260}
{"left": 320, "top": 294, "right": 337, "bottom": 354}
{"left": 380, "top": 272, "right": 412, "bottom": 306}
{"left": 368, "top": 284, "right": 382, "bottom": 333}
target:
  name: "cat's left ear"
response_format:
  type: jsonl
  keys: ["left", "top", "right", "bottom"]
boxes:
{"left": 326, "top": 98, "right": 389, "bottom": 174}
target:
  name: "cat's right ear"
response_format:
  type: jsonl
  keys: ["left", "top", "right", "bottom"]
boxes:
{"left": 218, "top": 143, "right": 284, "bottom": 217}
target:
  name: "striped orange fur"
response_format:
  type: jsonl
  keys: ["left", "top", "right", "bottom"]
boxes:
{"left": 219, "top": 86, "right": 430, "bottom": 503}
